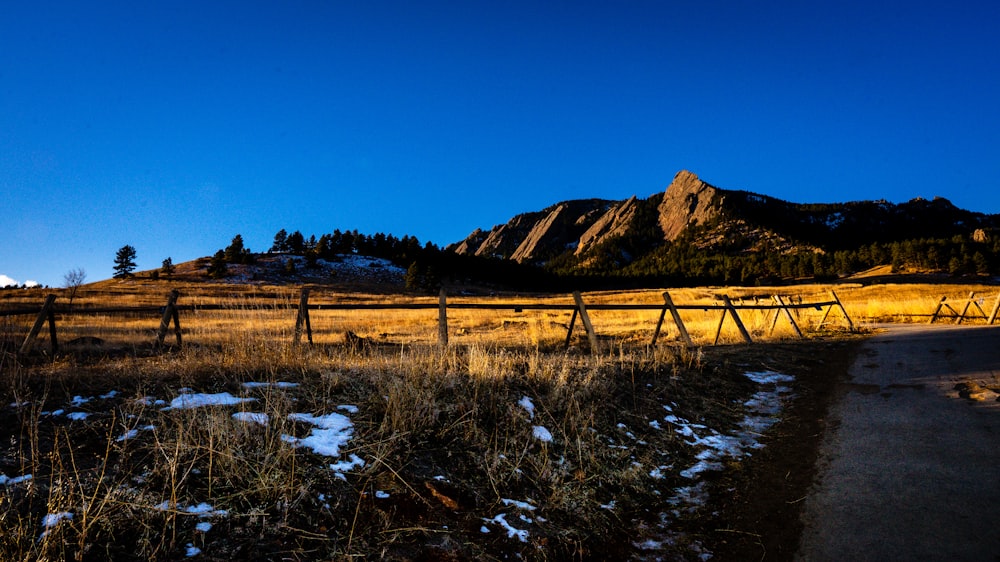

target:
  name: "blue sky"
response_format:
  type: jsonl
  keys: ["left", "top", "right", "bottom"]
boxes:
{"left": 3, "top": 1, "right": 999, "bottom": 287}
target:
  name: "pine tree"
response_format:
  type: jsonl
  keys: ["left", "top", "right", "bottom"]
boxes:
{"left": 161, "top": 257, "right": 175, "bottom": 278}
{"left": 271, "top": 229, "right": 289, "bottom": 253}
{"left": 113, "top": 245, "right": 138, "bottom": 279}
{"left": 207, "top": 250, "right": 228, "bottom": 279}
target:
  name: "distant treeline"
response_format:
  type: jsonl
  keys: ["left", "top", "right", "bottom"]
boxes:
{"left": 209, "top": 227, "right": 999, "bottom": 292}
{"left": 549, "top": 230, "right": 1000, "bottom": 286}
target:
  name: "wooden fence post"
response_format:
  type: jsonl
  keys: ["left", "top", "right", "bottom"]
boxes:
{"left": 651, "top": 291, "right": 692, "bottom": 346}
{"left": 572, "top": 291, "right": 600, "bottom": 353}
{"left": 928, "top": 296, "right": 959, "bottom": 324}
{"left": 989, "top": 293, "right": 1000, "bottom": 325}
{"left": 19, "top": 294, "right": 58, "bottom": 355}
{"left": 772, "top": 295, "right": 804, "bottom": 338}
{"left": 293, "top": 288, "right": 313, "bottom": 345}
{"left": 155, "top": 290, "right": 182, "bottom": 349}
{"left": 829, "top": 290, "right": 855, "bottom": 332}
{"left": 718, "top": 294, "right": 752, "bottom": 344}
{"left": 438, "top": 288, "right": 448, "bottom": 347}
{"left": 564, "top": 308, "right": 579, "bottom": 348}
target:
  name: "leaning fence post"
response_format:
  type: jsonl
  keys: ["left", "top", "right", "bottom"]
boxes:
{"left": 956, "top": 292, "right": 975, "bottom": 325}
{"left": 572, "top": 291, "right": 600, "bottom": 353}
{"left": 438, "top": 288, "right": 448, "bottom": 347}
{"left": 564, "top": 308, "right": 579, "bottom": 348}
{"left": 20, "top": 294, "right": 58, "bottom": 355}
{"left": 720, "top": 294, "right": 753, "bottom": 344}
{"left": 156, "top": 290, "right": 181, "bottom": 349}
{"left": 829, "top": 290, "right": 855, "bottom": 332}
{"left": 989, "top": 293, "right": 1000, "bottom": 325}
{"left": 929, "top": 296, "right": 947, "bottom": 324}
{"left": 652, "top": 291, "right": 692, "bottom": 346}
{"left": 293, "top": 288, "right": 313, "bottom": 345}
{"left": 774, "top": 295, "right": 804, "bottom": 338}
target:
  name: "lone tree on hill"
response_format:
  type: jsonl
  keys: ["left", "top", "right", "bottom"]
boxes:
{"left": 63, "top": 267, "right": 86, "bottom": 309}
{"left": 113, "top": 245, "right": 138, "bottom": 279}
{"left": 161, "top": 257, "right": 175, "bottom": 278}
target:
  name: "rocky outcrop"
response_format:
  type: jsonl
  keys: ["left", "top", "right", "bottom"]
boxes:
{"left": 657, "top": 170, "right": 723, "bottom": 241}
{"left": 449, "top": 168, "right": 1000, "bottom": 271}
{"left": 575, "top": 196, "right": 640, "bottom": 256}
{"left": 451, "top": 199, "right": 613, "bottom": 262}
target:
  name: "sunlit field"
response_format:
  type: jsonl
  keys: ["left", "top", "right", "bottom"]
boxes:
{"left": 0, "top": 278, "right": 996, "bottom": 560}
{"left": 2, "top": 279, "right": 997, "bottom": 353}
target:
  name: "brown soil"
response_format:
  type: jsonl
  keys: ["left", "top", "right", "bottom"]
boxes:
{"left": 694, "top": 338, "right": 863, "bottom": 560}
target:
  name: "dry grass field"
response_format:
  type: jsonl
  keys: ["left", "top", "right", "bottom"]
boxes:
{"left": 0, "top": 277, "right": 996, "bottom": 560}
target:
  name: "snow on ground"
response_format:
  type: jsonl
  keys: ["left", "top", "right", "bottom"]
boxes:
{"left": 40, "top": 511, "right": 74, "bottom": 539}
{"left": 282, "top": 412, "right": 355, "bottom": 457}
{"left": 231, "top": 412, "right": 269, "bottom": 425}
{"left": 115, "top": 424, "right": 155, "bottom": 442}
{"left": 222, "top": 253, "right": 406, "bottom": 286}
{"left": 242, "top": 381, "right": 299, "bottom": 389}
{"left": 163, "top": 392, "right": 256, "bottom": 411}
{"left": 532, "top": 425, "right": 553, "bottom": 442}
{"left": 518, "top": 396, "right": 535, "bottom": 419}
{"left": 0, "top": 473, "right": 32, "bottom": 486}
{"left": 634, "top": 370, "right": 797, "bottom": 559}
{"left": 19, "top": 370, "right": 793, "bottom": 558}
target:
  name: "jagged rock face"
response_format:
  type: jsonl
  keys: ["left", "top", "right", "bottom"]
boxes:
{"left": 451, "top": 199, "right": 613, "bottom": 261}
{"left": 657, "top": 170, "right": 723, "bottom": 241}
{"left": 575, "top": 196, "right": 639, "bottom": 256}
{"left": 449, "top": 168, "right": 1000, "bottom": 270}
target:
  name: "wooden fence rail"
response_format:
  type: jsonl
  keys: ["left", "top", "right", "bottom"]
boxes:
{"left": 928, "top": 292, "right": 1000, "bottom": 325}
{"left": 4, "top": 289, "right": 854, "bottom": 356}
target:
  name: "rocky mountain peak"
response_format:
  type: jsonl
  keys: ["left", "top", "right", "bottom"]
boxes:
{"left": 657, "top": 170, "right": 723, "bottom": 241}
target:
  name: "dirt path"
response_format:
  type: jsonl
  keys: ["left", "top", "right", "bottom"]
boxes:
{"left": 796, "top": 324, "right": 1000, "bottom": 561}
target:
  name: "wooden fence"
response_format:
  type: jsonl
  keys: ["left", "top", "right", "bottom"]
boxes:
{"left": 928, "top": 292, "right": 1000, "bottom": 325}
{"left": 3, "top": 289, "right": 854, "bottom": 356}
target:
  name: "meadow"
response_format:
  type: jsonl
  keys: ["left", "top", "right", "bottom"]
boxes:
{"left": 0, "top": 279, "right": 996, "bottom": 560}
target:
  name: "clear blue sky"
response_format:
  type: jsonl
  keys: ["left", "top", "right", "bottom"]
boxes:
{"left": 3, "top": 1, "right": 998, "bottom": 287}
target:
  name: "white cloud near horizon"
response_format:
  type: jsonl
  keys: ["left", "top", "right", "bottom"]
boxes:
{"left": 0, "top": 275, "right": 37, "bottom": 288}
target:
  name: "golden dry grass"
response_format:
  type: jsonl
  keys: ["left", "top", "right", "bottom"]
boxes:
{"left": 3, "top": 279, "right": 998, "bottom": 353}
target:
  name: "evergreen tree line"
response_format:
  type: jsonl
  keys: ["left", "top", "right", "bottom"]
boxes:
{"left": 205, "top": 227, "right": 1000, "bottom": 291}
{"left": 556, "top": 234, "right": 1000, "bottom": 287}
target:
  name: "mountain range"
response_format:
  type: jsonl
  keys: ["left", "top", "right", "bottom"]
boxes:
{"left": 448, "top": 170, "right": 999, "bottom": 279}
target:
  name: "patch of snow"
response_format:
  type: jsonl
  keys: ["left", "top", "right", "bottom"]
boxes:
{"left": 66, "top": 412, "right": 89, "bottom": 421}
{"left": 336, "top": 404, "right": 359, "bottom": 414}
{"left": 375, "top": 490, "right": 390, "bottom": 499}
{"left": 195, "top": 521, "right": 212, "bottom": 532}
{"left": 232, "top": 412, "right": 269, "bottom": 426}
{"left": 70, "top": 395, "right": 91, "bottom": 407}
{"left": 9, "top": 401, "right": 29, "bottom": 408}
{"left": 99, "top": 390, "right": 119, "bottom": 399}
{"left": 283, "top": 412, "right": 355, "bottom": 458}
{"left": 518, "top": 396, "right": 535, "bottom": 419}
{"left": 40, "top": 511, "right": 73, "bottom": 538}
{"left": 154, "top": 501, "right": 228, "bottom": 518}
{"left": 115, "top": 424, "right": 155, "bottom": 442}
{"left": 164, "top": 392, "right": 256, "bottom": 410}
{"left": 242, "top": 381, "right": 299, "bottom": 389}
{"left": 185, "top": 543, "right": 201, "bottom": 557}
{"left": 483, "top": 513, "right": 528, "bottom": 542}
{"left": 744, "top": 371, "right": 795, "bottom": 385}
{"left": 532, "top": 425, "right": 553, "bottom": 442}
{"left": 501, "top": 498, "right": 537, "bottom": 511}
{"left": 0, "top": 473, "right": 32, "bottom": 486}
{"left": 649, "top": 420, "right": 662, "bottom": 430}
{"left": 328, "top": 453, "right": 365, "bottom": 473}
